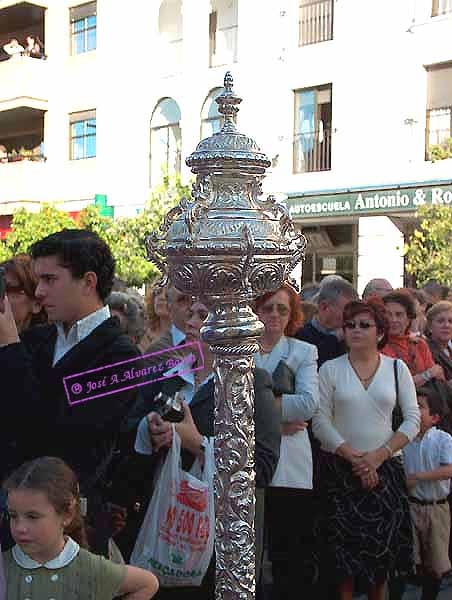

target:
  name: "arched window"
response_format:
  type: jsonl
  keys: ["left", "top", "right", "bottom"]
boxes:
{"left": 150, "top": 98, "right": 181, "bottom": 186}
{"left": 200, "top": 88, "right": 223, "bottom": 139}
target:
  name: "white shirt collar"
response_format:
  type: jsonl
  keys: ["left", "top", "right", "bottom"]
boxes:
{"left": 55, "top": 305, "right": 111, "bottom": 344}
{"left": 12, "top": 537, "right": 80, "bottom": 570}
{"left": 171, "top": 324, "right": 185, "bottom": 346}
{"left": 53, "top": 305, "right": 111, "bottom": 365}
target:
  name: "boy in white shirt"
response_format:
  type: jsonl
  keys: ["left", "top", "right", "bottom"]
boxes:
{"left": 403, "top": 383, "right": 452, "bottom": 600}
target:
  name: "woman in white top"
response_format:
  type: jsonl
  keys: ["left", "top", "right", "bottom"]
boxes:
{"left": 312, "top": 298, "right": 420, "bottom": 600}
{"left": 254, "top": 283, "right": 319, "bottom": 598}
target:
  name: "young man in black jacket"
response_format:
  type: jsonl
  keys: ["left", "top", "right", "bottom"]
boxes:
{"left": 0, "top": 229, "right": 142, "bottom": 555}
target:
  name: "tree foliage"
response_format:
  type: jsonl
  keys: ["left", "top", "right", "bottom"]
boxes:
{"left": 0, "top": 174, "right": 192, "bottom": 286}
{"left": 404, "top": 204, "right": 452, "bottom": 286}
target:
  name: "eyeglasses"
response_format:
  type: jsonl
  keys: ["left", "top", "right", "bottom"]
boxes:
{"left": 343, "top": 320, "right": 376, "bottom": 330}
{"left": 260, "top": 304, "right": 290, "bottom": 317}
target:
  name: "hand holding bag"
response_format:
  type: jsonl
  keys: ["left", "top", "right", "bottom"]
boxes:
{"left": 130, "top": 427, "right": 215, "bottom": 588}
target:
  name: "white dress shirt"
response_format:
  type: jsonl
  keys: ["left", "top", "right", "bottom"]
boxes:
{"left": 313, "top": 354, "right": 420, "bottom": 454}
{"left": 53, "top": 305, "right": 111, "bottom": 366}
{"left": 254, "top": 336, "right": 319, "bottom": 489}
{"left": 403, "top": 427, "right": 452, "bottom": 501}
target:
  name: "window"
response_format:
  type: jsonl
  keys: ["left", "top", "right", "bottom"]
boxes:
{"left": 71, "top": 2, "right": 96, "bottom": 55}
{"left": 150, "top": 98, "right": 181, "bottom": 186}
{"left": 200, "top": 88, "right": 223, "bottom": 139}
{"left": 299, "top": 0, "right": 333, "bottom": 46}
{"left": 294, "top": 85, "right": 332, "bottom": 173}
{"left": 209, "top": 0, "right": 238, "bottom": 67}
{"left": 432, "top": 0, "right": 452, "bottom": 16}
{"left": 70, "top": 110, "right": 96, "bottom": 159}
{"left": 425, "top": 63, "right": 452, "bottom": 159}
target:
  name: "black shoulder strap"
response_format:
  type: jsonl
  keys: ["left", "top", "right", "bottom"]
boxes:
{"left": 394, "top": 359, "right": 399, "bottom": 406}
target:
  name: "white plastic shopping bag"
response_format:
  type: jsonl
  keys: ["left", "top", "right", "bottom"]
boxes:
{"left": 130, "top": 427, "right": 215, "bottom": 587}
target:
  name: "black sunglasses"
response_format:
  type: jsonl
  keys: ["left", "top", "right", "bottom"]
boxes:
{"left": 344, "top": 320, "right": 376, "bottom": 330}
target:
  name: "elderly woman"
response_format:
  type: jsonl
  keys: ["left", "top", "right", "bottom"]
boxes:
{"left": 254, "top": 283, "right": 319, "bottom": 598}
{"left": 313, "top": 299, "right": 420, "bottom": 600}
{"left": 425, "top": 301, "right": 452, "bottom": 382}
{"left": 382, "top": 290, "right": 444, "bottom": 387}
{"left": 107, "top": 291, "right": 145, "bottom": 347}
{"left": 0, "top": 254, "right": 46, "bottom": 332}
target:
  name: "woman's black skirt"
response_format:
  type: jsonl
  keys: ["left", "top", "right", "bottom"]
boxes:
{"left": 315, "top": 449, "right": 414, "bottom": 587}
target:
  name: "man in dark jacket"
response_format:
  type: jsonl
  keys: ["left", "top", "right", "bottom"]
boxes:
{"left": 296, "top": 276, "right": 357, "bottom": 367}
{"left": 0, "top": 229, "right": 142, "bottom": 554}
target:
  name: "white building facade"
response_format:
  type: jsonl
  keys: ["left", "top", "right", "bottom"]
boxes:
{"left": 0, "top": 0, "right": 452, "bottom": 293}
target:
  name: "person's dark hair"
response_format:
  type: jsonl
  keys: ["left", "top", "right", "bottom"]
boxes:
{"left": 383, "top": 289, "right": 417, "bottom": 322}
{"left": 3, "top": 456, "right": 89, "bottom": 549}
{"left": 409, "top": 287, "right": 429, "bottom": 308}
{"left": 422, "top": 280, "right": 449, "bottom": 300}
{"left": 255, "top": 282, "right": 304, "bottom": 337}
{"left": 343, "top": 298, "right": 389, "bottom": 349}
{"left": 417, "top": 381, "right": 450, "bottom": 420}
{"left": 317, "top": 277, "right": 358, "bottom": 305}
{"left": 30, "top": 229, "right": 115, "bottom": 302}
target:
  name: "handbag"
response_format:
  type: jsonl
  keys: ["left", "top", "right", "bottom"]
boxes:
{"left": 130, "top": 427, "right": 215, "bottom": 587}
{"left": 392, "top": 359, "right": 403, "bottom": 431}
{"left": 271, "top": 360, "right": 295, "bottom": 396}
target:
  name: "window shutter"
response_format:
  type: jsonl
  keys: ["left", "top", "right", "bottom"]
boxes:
{"left": 427, "top": 63, "right": 452, "bottom": 109}
{"left": 70, "top": 1, "right": 96, "bottom": 22}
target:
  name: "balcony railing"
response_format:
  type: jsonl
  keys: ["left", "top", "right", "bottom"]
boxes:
{"left": 293, "top": 128, "right": 331, "bottom": 173}
{"left": 432, "top": 0, "right": 452, "bottom": 17}
{"left": 299, "top": 0, "right": 333, "bottom": 46}
{"left": 425, "top": 106, "right": 452, "bottom": 159}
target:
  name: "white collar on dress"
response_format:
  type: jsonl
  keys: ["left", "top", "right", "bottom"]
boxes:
{"left": 12, "top": 536, "right": 80, "bottom": 570}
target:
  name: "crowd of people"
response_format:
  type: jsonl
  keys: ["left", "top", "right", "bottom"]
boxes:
{"left": 0, "top": 228, "right": 451, "bottom": 600}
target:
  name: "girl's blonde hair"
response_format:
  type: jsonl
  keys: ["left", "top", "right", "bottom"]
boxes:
{"left": 3, "top": 456, "right": 89, "bottom": 549}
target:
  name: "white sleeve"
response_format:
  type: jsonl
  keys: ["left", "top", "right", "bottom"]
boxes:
{"left": 281, "top": 345, "right": 319, "bottom": 421}
{"left": 134, "top": 417, "right": 153, "bottom": 455}
{"left": 439, "top": 432, "right": 452, "bottom": 465}
{"left": 396, "top": 360, "right": 420, "bottom": 442}
{"left": 312, "top": 362, "right": 345, "bottom": 453}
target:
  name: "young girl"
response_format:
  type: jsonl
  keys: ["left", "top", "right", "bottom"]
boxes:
{"left": 1, "top": 456, "right": 159, "bottom": 600}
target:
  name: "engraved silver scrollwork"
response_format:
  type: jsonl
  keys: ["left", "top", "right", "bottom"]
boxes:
{"left": 146, "top": 72, "right": 306, "bottom": 600}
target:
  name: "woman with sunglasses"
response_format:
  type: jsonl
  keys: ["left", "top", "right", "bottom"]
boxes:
{"left": 254, "top": 283, "right": 319, "bottom": 599}
{"left": 312, "top": 299, "right": 419, "bottom": 600}
{"left": 381, "top": 289, "right": 444, "bottom": 388}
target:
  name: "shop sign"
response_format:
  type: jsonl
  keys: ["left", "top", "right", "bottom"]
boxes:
{"left": 287, "top": 182, "right": 452, "bottom": 219}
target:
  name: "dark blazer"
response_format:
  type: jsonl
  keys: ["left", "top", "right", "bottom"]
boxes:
{"left": 0, "top": 317, "right": 141, "bottom": 490}
{"left": 296, "top": 321, "right": 347, "bottom": 368}
{"left": 427, "top": 338, "right": 452, "bottom": 382}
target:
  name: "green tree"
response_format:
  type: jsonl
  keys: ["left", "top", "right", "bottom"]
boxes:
{"left": 0, "top": 174, "right": 192, "bottom": 286}
{"left": 404, "top": 204, "right": 452, "bottom": 286}
{"left": 1, "top": 204, "right": 75, "bottom": 259}
{"left": 107, "top": 173, "right": 192, "bottom": 286}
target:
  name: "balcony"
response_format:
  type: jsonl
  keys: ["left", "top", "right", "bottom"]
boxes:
{"left": 299, "top": 0, "right": 333, "bottom": 47}
{"left": 293, "top": 128, "right": 331, "bottom": 173}
{"left": 0, "top": 54, "right": 48, "bottom": 110}
{"left": 0, "top": 159, "right": 48, "bottom": 210}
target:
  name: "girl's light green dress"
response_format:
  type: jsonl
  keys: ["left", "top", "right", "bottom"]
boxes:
{"left": 3, "top": 537, "right": 126, "bottom": 600}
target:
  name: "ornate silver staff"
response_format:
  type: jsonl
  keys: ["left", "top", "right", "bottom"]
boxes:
{"left": 146, "top": 72, "right": 306, "bottom": 599}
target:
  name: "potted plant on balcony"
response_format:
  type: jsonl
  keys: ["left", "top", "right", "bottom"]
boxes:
{"left": 428, "top": 137, "right": 452, "bottom": 162}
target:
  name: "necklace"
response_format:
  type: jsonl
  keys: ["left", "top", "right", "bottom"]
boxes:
{"left": 349, "top": 354, "right": 381, "bottom": 388}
